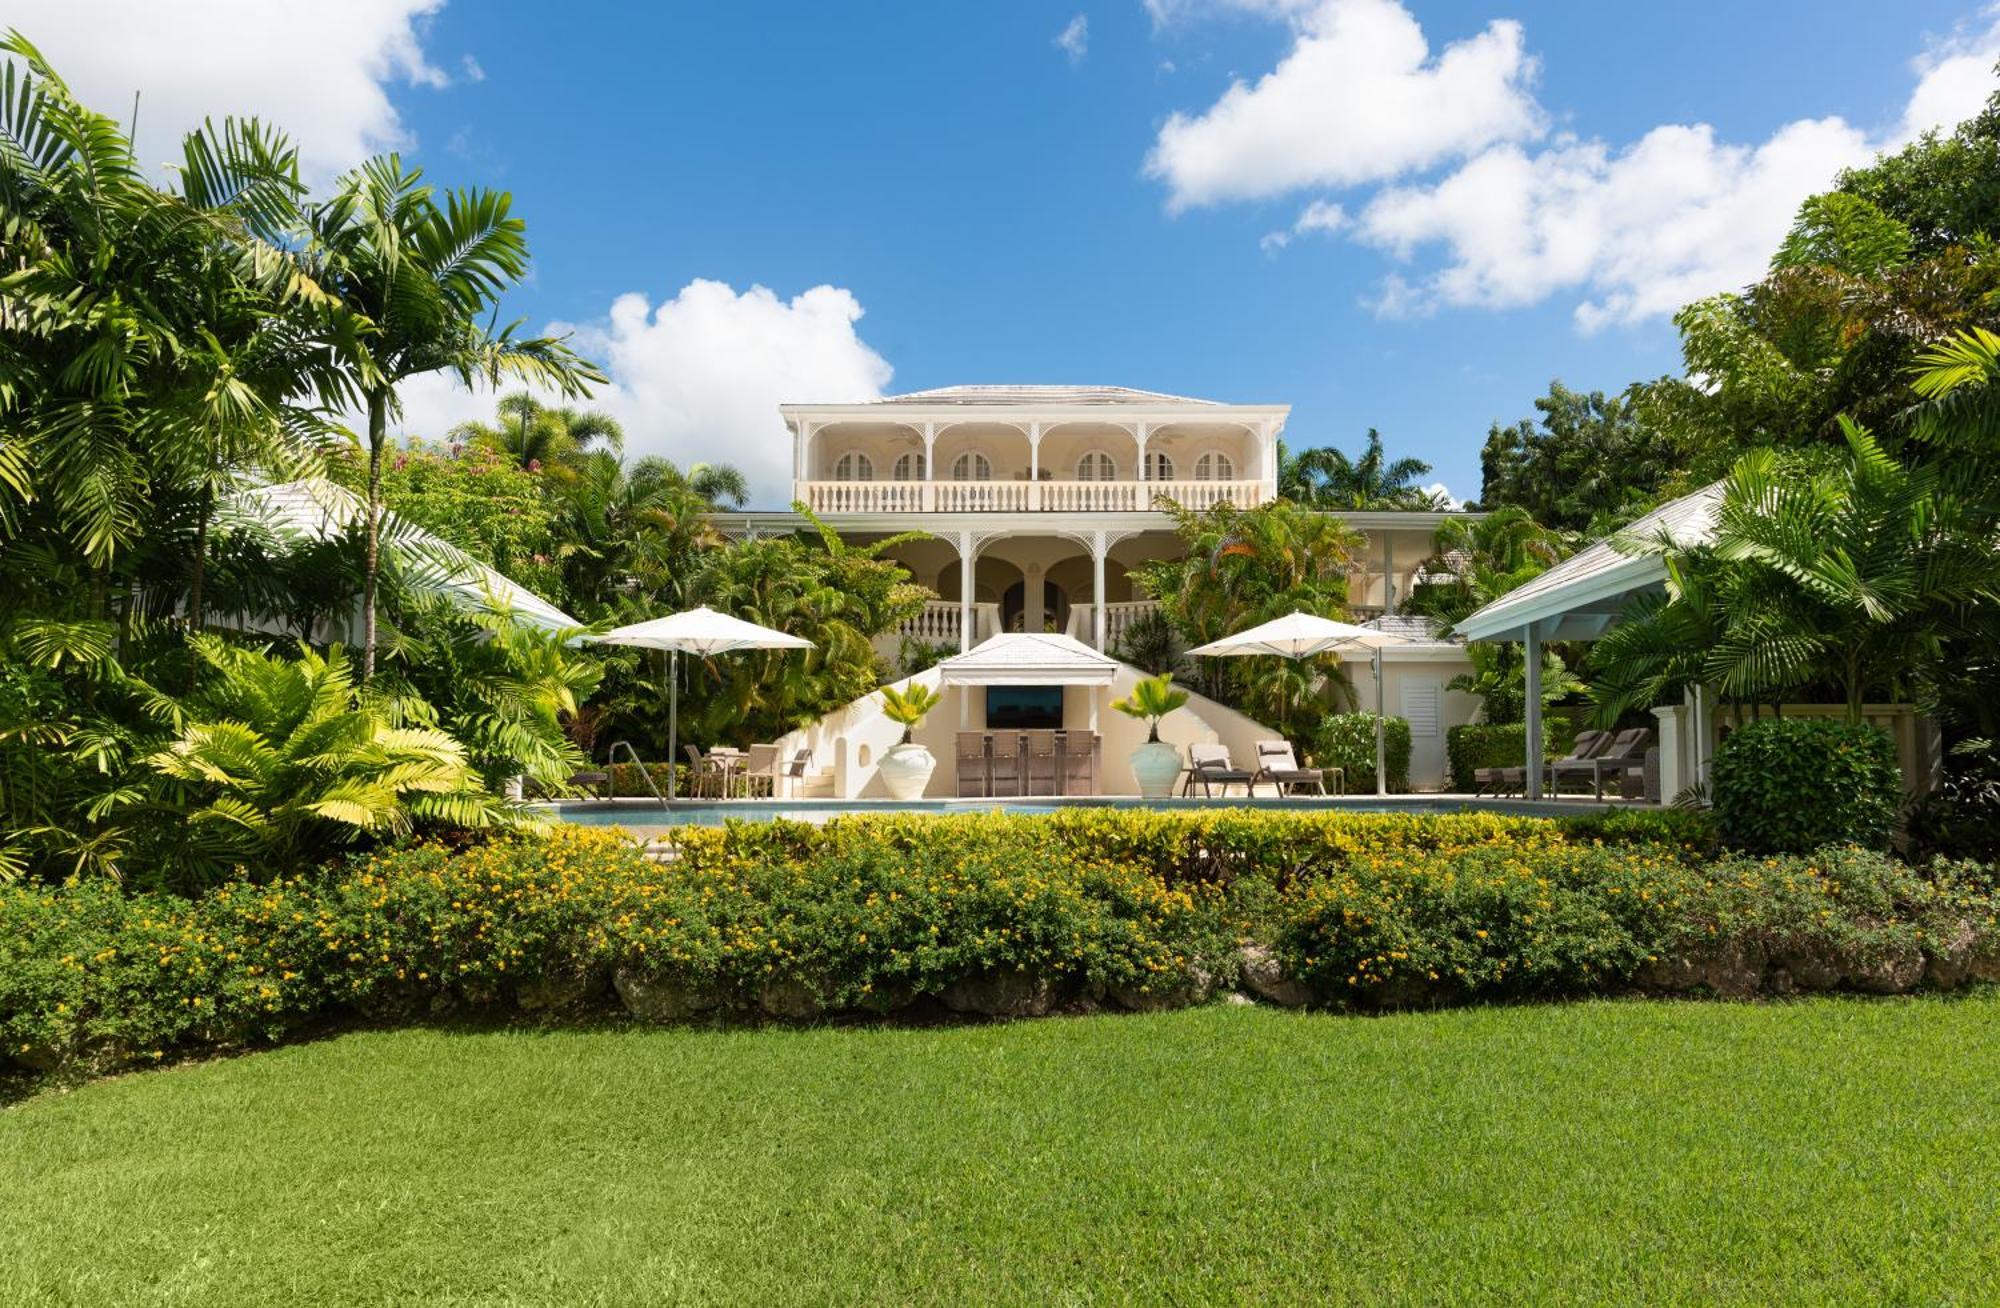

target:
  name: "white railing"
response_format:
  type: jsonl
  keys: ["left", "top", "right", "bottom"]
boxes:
{"left": 877, "top": 601, "right": 999, "bottom": 659}
{"left": 797, "top": 478, "right": 1266, "bottom": 514}
{"left": 1066, "top": 600, "right": 1160, "bottom": 651}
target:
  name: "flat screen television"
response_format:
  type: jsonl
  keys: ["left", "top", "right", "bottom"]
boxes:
{"left": 985, "top": 685, "right": 1064, "bottom": 730}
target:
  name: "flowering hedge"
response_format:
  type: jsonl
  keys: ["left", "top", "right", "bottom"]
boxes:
{"left": 3, "top": 811, "right": 1995, "bottom": 1077}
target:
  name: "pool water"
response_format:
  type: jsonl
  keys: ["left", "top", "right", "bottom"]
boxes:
{"left": 537, "top": 794, "right": 1597, "bottom": 831}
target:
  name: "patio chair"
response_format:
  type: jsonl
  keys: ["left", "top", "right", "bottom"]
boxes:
{"left": 1181, "top": 742, "right": 1257, "bottom": 798}
{"left": 1252, "top": 740, "right": 1325, "bottom": 796}
{"left": 777, "top": 747, "right": 813, "bottom": 799}
{"left": 988, "top": 732, "right": 1023, "bottom": 797}
{"left": 1023, "top": 730, "right": 1059, "bottom": 795}
{"left": 955, "top": 731, "right": 990, "bottom": 797}
{"left": 682, "top": 744, "right": 730, "bottom": 799}
{"left": 1551, "top": 728, "right": 1650, "bottom": 801}
{"left": 743, "top": 744, "right": 780, "bottom": 798}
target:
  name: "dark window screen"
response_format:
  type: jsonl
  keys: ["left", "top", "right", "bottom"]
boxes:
{"left": 986, "top": 685, "right": 1063, "bottom": 730}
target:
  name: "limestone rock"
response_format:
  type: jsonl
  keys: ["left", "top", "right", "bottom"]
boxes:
{"left": 941, "top": 970, "right": 1057, "bottom": 1018}
{"left": 613, "top": 967, "right": 722, "bottom": 1023}
{"left": 516, "top": 964, "right": 607, "bottom": 1012}
{"left": 757, "top": 979, "right": 824, "bottom": 1020}
{"left": 1238, "top": 944, "right": 1312, "bottom": 1008}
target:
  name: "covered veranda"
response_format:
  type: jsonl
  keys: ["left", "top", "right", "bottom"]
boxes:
{"left": 1455, "top": 484, "right": 1939, "bottom": 801}
{"left": 1454, "top": 486, "right": 1724, "bottom": 802}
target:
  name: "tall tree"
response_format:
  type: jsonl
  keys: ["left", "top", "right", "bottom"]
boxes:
{"left": 1277, "top": 429, "right": 1443, "bottom": 510}
{"left": 1476, "top": 382, "right": 1671, "bottom": 534}
{"left": 451, "top": 391, "right": 624, "bottom": 471}
{"left": 302, "top": 157, "right": 603, "bottom": 679}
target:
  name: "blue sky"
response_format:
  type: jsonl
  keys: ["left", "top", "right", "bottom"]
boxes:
{"left": 29, "top": 1, "right": 2000, "bottom": 505}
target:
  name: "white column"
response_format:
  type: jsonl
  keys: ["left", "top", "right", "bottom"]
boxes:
{"left": 922, "top": 422, "right": 937, "bottom": 512}
{"left": 1524, "top": 622, "right": 1544, "bottom": 800}
{"left": 1091, "top": 531, "right": 1108, "bottom": 651}
{"left": 1028, "top": 422, "right": 1041, "bottom": 510}
{"left": 1652, "top": 703, "right": 1687, "bottom": 803}
{"left": 1383, "top": 532, "right": 1396, "bottom": 615}
{"left": 1134, "top": 422, "right": 1150, "bottom": 481}
{"left": 958, "top": 531, "right": 974, "bottom": 653}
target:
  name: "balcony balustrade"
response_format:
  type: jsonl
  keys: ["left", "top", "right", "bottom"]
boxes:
{"left": 797, "top": 478, "right": 1266, "bottom": 515}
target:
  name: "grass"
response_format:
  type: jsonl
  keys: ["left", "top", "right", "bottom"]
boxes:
{"left": 5, "top": 997, "right": 2000, "bottom": 1305}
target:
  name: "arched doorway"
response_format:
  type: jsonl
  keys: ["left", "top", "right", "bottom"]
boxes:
{"left": 1002, "top": 579, "right": 1068, "bottom": 634}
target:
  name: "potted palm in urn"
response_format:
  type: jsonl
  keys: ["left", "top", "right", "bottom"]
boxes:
{"left": 1111, "top": 673, "right": 1190, "bottom": 798}
{"left": 877, "top": 682, "right": 943, "bottom": 800}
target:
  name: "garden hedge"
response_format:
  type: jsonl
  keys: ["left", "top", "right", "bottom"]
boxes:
{"left": 1445, "top": 721, "right": 1556, "bottom": 792}
{"left": 7, "top": 807, "right": 1995, "bottom": 1079}
{"left": 1712, "top": 718, "right": 1903, "bottom": 853}
{"left": 1312, "top": 713, "right": 1412, "bottom": 793}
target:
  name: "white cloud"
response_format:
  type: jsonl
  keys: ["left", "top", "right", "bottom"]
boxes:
{"left": 1900, "top": 8, "right": 2000, "bottom": 141}
{"left": 1145, "top": 0, "right": 1542, "bottom": 210}
{"left": 9, "top": 0, "right": 464, "bottom": 181}
{"left": 1151, "top": 0, "right": 2000, "bottom": 329}
{"left": 1358, "top": 117, "right": 1877, "bottom": 328}
{"left": 1293, "top": 198, "right": 1346, "bottom": 234}
{"left": 1259, "top": 197, "right": 1345, "bottom": 253}
{"left": 1056, "top": 14, "right": 1090, "bottom": 65}
{"left": 385, "top": 280, "right": 894, "bottom": 508}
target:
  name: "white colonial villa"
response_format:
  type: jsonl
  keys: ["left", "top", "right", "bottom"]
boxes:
{"left": 714, "top": 384, "right": 1462, "bottom": 654}
{"left": 711, "top": 385, "right": 1487, "bottom": 793}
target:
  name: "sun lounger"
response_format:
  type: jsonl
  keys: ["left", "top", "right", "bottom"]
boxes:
{"left": 1253, "top": 740, "right": 1325, "bottom": 796}
{"left": 1551, "top": 728, "right": 1651, "bottom": 800}
{"left": 1181, "top": 742, "right": 1257, "bottom": 798}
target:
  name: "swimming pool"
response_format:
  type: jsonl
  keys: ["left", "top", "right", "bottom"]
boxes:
{"left": 538, "top": 794, "right": 1617, "bottom": 831}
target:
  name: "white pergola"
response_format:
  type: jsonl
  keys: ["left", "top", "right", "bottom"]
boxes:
{"left": 1455, "top": 484, "right": 1724, "bottom": 799}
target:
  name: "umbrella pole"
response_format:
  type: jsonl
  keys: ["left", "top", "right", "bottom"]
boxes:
{"left": 1374, "top": 645, "right": 1386, "bottom": 798}
{"left": 666, "top": 647, "right": 679, "bottom": 803}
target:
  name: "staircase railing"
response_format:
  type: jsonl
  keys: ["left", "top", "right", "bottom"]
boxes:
{"left": 605, "top": 740, "right": 667, "bottom": 808}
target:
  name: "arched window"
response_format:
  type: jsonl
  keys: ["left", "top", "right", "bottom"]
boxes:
{"left": 892, "top": 452, "right": 925, "bottom": 481}
{"left": 952, "top": 451, "right": 992, "bottom": 481}
{"left": 1193, "top": 451, "right": 1233, "bottom": 481}
{"left": 1076, "top": 451, "right": 1115, "bottom": 482}
{"left": 1144, "top": 450, "right": 1175, "bottom": 480}
{"left": 832, "top": 451, "right": 873, "bottom": 481}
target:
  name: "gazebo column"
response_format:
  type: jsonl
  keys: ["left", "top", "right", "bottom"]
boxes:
{"left": 1524, "top": 620, "right": 1544, "bottom": 799}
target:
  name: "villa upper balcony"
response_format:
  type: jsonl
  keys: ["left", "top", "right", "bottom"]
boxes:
{"left": 797, "top": 475, "right": 1267, "bottom": 515}
{"left": 782, "top": 385, "right": 1287, "bottom": 516}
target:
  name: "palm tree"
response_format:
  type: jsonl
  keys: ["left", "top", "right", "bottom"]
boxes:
{"left": 1591, "top": 418, "right": 1998, "bottom": 724}
{"left": 553, "top": 451, "right": 749, "bottom": 612}
{"left": 1404, "top": 506, "right": 1578, "bottom": 723}
{"left": 452, "top": 391, "right": 624, "bottom": 471}
{"left": 302, "top": 156, "right": 604, "bottom": 679}
{"left": 0, "top": 34, "right": 337, "bottom": 635}
{"left": 1278, "top": 429, "right": 1444, "bottom": 510}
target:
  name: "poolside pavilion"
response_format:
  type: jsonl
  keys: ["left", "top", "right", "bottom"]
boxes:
{"left": 1455, "top": 483, "right": 1939, "bottom": 801}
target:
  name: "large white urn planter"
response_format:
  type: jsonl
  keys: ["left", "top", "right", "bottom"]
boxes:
{"left": 1130, "top": 739, "right": 1183, "bottom": 799}
{"left": 879, "top": 742, "right": 937, "bottom": 800}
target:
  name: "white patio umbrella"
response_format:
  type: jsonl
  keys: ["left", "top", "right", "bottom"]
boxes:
{"left": 1188, "top": 611, "right": 1410, "bottom": 796}
{"left": 586, "top": 607, "right": 814, "bottom": 799}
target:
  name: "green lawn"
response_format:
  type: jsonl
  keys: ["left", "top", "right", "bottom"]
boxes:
{"left": 5, "top": 997, "right": 2000, "bottom": 1305}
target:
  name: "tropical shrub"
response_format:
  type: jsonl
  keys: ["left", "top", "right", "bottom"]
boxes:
{"left": 1445, "top": 721, "right": 1556, "bottom": 792}
{"left": 130, "top": 639, "right": 512, "bottom": 887}
{"left": 1311, "top": 713, "right": 1411, "bottom": 792}
{"left": 1711, "top": 718, "right": 1903, "bottom": 853}
{"left": 1111, "top": 673, "right": 1190, "bottom": 743}
{"left": 5, "top": 815, "right": 1991, "bottom": 1078}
